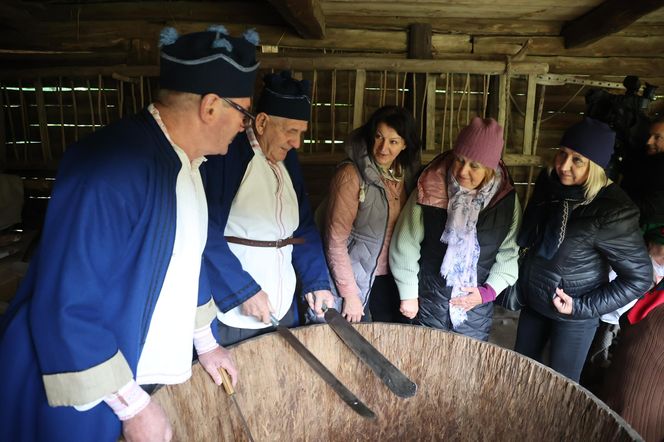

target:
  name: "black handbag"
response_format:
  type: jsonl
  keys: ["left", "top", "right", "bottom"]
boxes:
{"left": 495, "top": 280, "right": 524, "bottom": 311}
{"left": 494, "top": 247, "right": 528, "bottom": 311}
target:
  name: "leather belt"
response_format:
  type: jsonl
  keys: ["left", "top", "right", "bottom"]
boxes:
{"left": 225, "top": 236, "right": 305, "bottom": 248}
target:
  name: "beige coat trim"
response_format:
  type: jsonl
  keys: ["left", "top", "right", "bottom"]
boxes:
{"left": 42, "top": 350, "right": 133, "bottom": 406}
{"left": 195, "top": 298, "right": 218, "bottom": 329}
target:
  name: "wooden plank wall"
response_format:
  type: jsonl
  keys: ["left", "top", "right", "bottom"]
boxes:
{"left": 2, "top": 68, "right": 663, "bottom": 213}
{"left": 1, "top": 0, "right": 663, "bottom": 217}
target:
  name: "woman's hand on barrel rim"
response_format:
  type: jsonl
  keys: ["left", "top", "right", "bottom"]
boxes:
{"left": 400, "top": 298, "right": 419, "bottom": 319}
{"left": 341, "top": 293, "right": 364, "bottom": 322}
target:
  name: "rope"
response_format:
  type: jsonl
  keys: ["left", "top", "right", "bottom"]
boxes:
{"left": 541, "top": 84, "right": 585, "bottom": 123}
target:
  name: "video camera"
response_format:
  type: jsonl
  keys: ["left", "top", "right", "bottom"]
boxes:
{"left": 584, "top": 75, "right": 658, "bottom": 180}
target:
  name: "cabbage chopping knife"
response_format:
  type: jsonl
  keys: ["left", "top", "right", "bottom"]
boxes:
{"left": 219, "top": 367, "right": 255, "bottom": 442}
{"left": 322, "top": 306, "right": 417, "bottom": 398}
{"left": 270, "top": 314, "right": 376, "bottom": 419}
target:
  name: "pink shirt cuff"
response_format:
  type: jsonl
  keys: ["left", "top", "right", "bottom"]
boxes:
{"left": 479, "top": 284, "right": 496, "bottom": 303}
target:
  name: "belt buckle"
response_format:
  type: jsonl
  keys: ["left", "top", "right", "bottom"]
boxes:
{"left": 275, "top": 238, "right": 282, "bottom": 248}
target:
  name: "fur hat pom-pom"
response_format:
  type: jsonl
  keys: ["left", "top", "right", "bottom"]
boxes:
{"left": 243, "top": 28, "right": 260, "bottom": 46}
{"left": 159, "top": 27, "right": 179, "bottom": 47}
{"left": 207, "top": 24, "right": 229, "bottom": 35}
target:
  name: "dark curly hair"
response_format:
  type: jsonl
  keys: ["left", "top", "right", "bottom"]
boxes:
{"left": 360, "top": 106, "right": 421, "bottom": 170}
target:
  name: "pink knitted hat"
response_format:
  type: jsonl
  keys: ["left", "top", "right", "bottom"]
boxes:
{"left": 453, "top": 117, "right": 504, "bottom": 170}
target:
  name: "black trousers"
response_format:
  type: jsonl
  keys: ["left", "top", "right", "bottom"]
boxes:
{"left": 214, "top": 300, "right": 298, "bottom": 347}
{"left": 514, "top": 307, "right": 599, "bottom": 382}
{"left": 368, "top": 274, "right": 409, "bottom": 323}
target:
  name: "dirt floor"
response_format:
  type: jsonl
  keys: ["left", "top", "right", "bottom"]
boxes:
{"left": 488, "top": 305, "right": 520, "bottom": 350}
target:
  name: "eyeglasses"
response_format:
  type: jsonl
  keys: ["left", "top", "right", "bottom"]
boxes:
{"left": 221, "top": 97, "right": 255, "bottom": 127}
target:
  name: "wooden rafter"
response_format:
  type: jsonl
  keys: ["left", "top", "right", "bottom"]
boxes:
{"left": 0, "top": 1, "right": 34, "bottom": 30}
{"left": 562, "top": 0, "right": 664, "bottom": 49}
{"left": 265, "top": 0, "right": 326, "bottom": 39}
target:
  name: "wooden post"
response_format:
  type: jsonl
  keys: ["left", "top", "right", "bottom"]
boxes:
{"left": 526, "top": 84, "right": 547, "bottom": 203}
{"left": 3, "top": 85, "right": 18, "bottom": 162}
{"left": 496, "top": 74, "right": 508, "bottom": 131}
{"left": 57, "top": 77, "right": 66, "bottom": 153}
{"left": 34, "top": 78, "right": 52, "bottom": 161}
{"left": 330, "top": 69, "right": 337, "bottom": 153}
{"left": 425, "top": 74, "right": 437, "bottom": 151}
{"left": 86, "top": 79, "right": 96, "bottom": 131}
{"left": 97, "top": 75, "right": 103, "bottom": 127}
{"left": 522, "top": 74, "right": 537, "bottom": 155}
{"left": 0, "top": 83, "right": 5, "bottom": 170}
{"left": 70, "top": 79, "right": 79, "bottom": 142}
{"left": 406, "top": 23, "right": 432, "bottom": 146}
{"left": 18, "top": 80, "right": 29, "bottom": 161}
{"left": 352, "top": 69, "right": 366, "bottom": 129}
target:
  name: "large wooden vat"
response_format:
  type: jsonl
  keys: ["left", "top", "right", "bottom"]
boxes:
{"left": 153, "top": 323, "right": 640, "bottom": 441}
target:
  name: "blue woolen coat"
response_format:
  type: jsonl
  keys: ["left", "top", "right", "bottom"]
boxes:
{"left": 0, "top": 109, "right": 213, "bottom": 441}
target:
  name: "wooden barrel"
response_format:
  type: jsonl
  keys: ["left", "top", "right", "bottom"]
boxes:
{"left": 152, "top": 323, "right": 640, "bottom": 441}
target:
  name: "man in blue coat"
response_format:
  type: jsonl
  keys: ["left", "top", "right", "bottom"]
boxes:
{"left": 0, "top": 26, "right": 260, "bottom": 442}
{"left": 203, "top": 71, "right": 334, "bottom": 345}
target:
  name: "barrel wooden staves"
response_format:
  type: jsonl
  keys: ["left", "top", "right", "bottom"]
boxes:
{"left": 152, "top": 323, "right": 641, "bottom": 441}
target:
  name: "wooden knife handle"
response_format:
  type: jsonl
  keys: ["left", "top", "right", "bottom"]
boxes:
{"left": 218, "top": 367, "right": 235, "bottom": 396}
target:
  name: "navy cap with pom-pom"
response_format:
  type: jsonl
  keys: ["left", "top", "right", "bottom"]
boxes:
{"left": 256, "top": 71, "right": 311, "bottom": 121}
{"left": 159, "top": 26, "right": 260, "bottom": 98}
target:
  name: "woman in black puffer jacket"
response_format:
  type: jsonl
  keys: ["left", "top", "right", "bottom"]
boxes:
{"left": 514, "top": 118, "right": 651, "bottom": 382}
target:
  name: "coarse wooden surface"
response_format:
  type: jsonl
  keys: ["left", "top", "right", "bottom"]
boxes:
{"left": 152, "top": 324, "right": 640, "bottom": 441}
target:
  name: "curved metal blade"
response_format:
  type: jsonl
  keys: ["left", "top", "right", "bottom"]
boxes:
{"left": 274, "top": 325, "right": 376, "bottom": 419}
{"left": 324, "top": 307, "right": 417, "bottom": 398}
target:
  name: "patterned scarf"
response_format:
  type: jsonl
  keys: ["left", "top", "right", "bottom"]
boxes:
{"left": 440, "top": 168, "right": 501, "bottom": 328}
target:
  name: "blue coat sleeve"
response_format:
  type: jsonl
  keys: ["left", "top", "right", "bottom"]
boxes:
{"left": 202, "top": 142, "right": 262, "bottom": 313}
{"left": 27, "top": 146, "right": 143, "bottom": 399}
{"left": 285, "top": 150, "right": 332, "bottom": 297}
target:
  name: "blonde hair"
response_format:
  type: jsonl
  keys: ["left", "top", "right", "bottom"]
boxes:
{"left": 479, "top": 166, "right": 496, "bottom": 189}
{"left": 583, "top": 160, "right": 610, "bottom": 200}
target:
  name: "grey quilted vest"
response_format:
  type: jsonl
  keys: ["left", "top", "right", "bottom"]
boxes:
{"left": 327, "top": 130, "right": 418, "bottom": 306}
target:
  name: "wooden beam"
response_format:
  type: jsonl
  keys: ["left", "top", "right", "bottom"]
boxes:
{"left": 326, "top": 16, "right": 562, "bottom": 36}
{"left": 0, "top": 57, "right": 549, "bottom": 80}
{"left": 322, "top": 2, "right": 590, "bottom": 21}
{"left": 425, "top": 74, "right": 437, "bottom": 152}
{"left": 522, "top": 75, "right": 537, "bottom": 156}
{"left": 497, "top": 75, "right": 508, "bottom": 130}
{"left": 33, "top": 79, "right": 52, "bottom": 162}
{"left": 562, "top": 0, "right": 664, "bottom": 49}
{"left": 265, "top": 0, "right": 325, "bottom": 39}
{"left": 35, "top": 2, "right": 286, "bottom": 26}
{"left": 0, "top": 83, "right": 5, "bottom": 170}
{"left": 0, "top": 1, "right": 34, "bottom": 29}
{"left": 407, "top": 23, "right": 433, "bottom": 148}
{"left": 474, "top": 35, "right": 664, "bottom": 58}
{"left": 258, "top": 56, "right": 549, "bottom": 75}
{"left": 526, "top": 55, "right": 664, "bottom": 77}
{"left": 352, "top": 69, "right": 366, "bottom": 129}
{"left": 297, "top": 151, "right": 543, "bottom": 167}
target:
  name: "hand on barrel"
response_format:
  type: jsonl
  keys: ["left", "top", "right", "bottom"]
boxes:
{"left": 305, "top": 290, "right": 335, "bottom": 317}
{"left": 449, "top": 287, "right": 482, "bottom": 311}
{"left": 241, "top": 290, "right": 274, "bottom": 324}
{"left": 341, "top": 293, "right": 364, "bottom": 323}
{"left": 400, "top": 299, "right": 419, "bottom": 319}
{"left": 122, "top": 400, "right": 172, "bottom": 442}
{"left": 553, "top": 287, "right": 574, "bottom": 315}
{"left": 198, "top": 346, "right": 239, "bottom": 388}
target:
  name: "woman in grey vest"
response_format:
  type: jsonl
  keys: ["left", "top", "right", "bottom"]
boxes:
{"left": 390, "top": 117, "right": 521, "bottom": 341}
{"left": 322, "top": 106, "right": 421, "bottom": 322}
